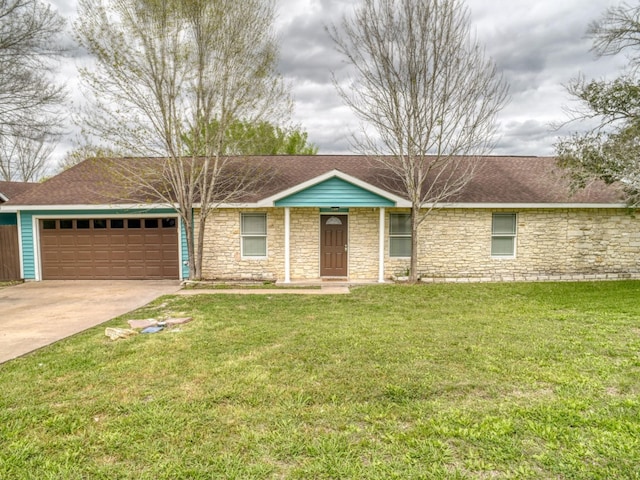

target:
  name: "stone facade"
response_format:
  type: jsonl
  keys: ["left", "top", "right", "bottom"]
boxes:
{"left": 198, "top": 208, "right": 284, "bottom": 281}
{"left": 414, "top": 208, "right": 640, "bottom": 282}
{"left": 197, "top": 207, "right": 640, "bottom": 282}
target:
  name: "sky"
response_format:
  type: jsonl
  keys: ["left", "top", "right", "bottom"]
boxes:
{"left": 48, "top": 0, "right": 626, "bottom": 163}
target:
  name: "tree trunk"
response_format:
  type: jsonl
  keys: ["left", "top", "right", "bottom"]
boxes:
{"left": 410, "top": 205, "right": 420, "bottom": 283}
{"left": 195, "top": 211, "right": 207, "bottom": 280}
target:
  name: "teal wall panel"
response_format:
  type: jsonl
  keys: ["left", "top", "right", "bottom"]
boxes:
{"left": 181, "top": 218, "right": 190, "bottom": 279}
{"left": 19, "top": 208, "right": 189, "bottom": 280}
{"left": 0, "top": 213, "right": 17, "bottom": 226}
{"left": 275, "top": 177, "right": 395, "bottom": 207}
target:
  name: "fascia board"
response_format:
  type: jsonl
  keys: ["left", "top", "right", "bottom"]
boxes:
{"left": 435, "top": 202, "right": 629, "bottom": 209}
{"left": 1, "top": 203, "right": 179, "bottom": 212}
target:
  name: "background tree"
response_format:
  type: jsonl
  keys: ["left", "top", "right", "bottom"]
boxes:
{"left": 0, "top": 0, "right": 66, "bottom": 181}
{"left": 75, "top": 0, "right": 290, "bottom": 279}
{"left": 184, "top": 119, "right": 318, "bottom": 156}
{"left": 556, "top": 2, "right": 640, "bottom": 205}
{"left": 56, "top": 143, "right": 122, "bottom": 173}
{"left": 329, "top": 0, "right": 508, "bottom": 282}
{"left": 0, "top": 131, "right": 54, "bottom": 181}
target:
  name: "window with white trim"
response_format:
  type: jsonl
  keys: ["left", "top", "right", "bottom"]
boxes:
{"left": 491, "top": 213, "right": 516, "bottom": 257}
{"left": 241, "top": 213, "right": 267, "bottom": 257}
{"left": 389, "top": 213, "right": 411, "bottom": 257}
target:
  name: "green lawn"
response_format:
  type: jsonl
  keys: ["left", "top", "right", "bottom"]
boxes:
{"left": 2, "top": 282, "right": 640, "bottom": 479}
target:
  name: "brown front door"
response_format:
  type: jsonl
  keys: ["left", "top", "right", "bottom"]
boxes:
{"left": 321, "top": 215, "right": 348, "bottom": 277}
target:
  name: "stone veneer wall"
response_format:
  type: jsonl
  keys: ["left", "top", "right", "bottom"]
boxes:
{"left": 197, "top": 207, "right": 640, "bottom": 282}
{"left": 198, "top": 208, "right": 284, "bottom": 281}
{"left": 290, "top": 208, "right": 320, "bottom": 279}
{"left": 412, "top": 208, "right": 640, "bottom": 282}
{"left": 347, "top": 208, "right": 380, "bottom": 280}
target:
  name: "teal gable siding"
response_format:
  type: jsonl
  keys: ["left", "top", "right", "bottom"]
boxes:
{"left": 19, "top": 208, "right": 189, "bottom": 280}
{"left": 0, "top": 213, "right": 17, "bottom": 225}
{"left": 275, "top": 177, "right": 396, "bottom": 207}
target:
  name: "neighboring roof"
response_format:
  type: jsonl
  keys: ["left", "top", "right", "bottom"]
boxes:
{"left": 3, "top": 155, "right": 626, "bottom": 208}
{"left": 0, "top": 181, "right": 38, "bottom": 203}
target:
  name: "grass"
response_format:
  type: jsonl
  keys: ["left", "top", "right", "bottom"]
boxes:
{"left": 2, "top": 281, "right": 640, "bottom": 479}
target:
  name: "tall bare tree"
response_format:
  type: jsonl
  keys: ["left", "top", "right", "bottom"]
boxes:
{"left": 75, "top": 0, "right": 290, "bottom": 279}
{"left": 0, "top": 0, "right": 66, "bottom": 180}
{"left": 330, "top": 0, "right": 508, "bottom": 281}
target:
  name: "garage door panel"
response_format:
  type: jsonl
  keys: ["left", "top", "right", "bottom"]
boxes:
{"left": 75, "top": 235, "right": 93, "bottom": 247}
{"left": 128, "top": 234, "right": 144, "bottom": 245}
{"left": 110, "top": 251, "right": 128, "bottom": 261}
{"left": 93, "top": 250, "right": 111, "bottom": 261}
{"left": 110, "top": 265, "right": 127, "bottom": 276}
{"left": 60, "top": 251, "right": 82, "bottom": 262}
{"left": 143, "top": 265, "right": 163, "bottom": 277}
{"left": 110, "top": 235, "right": 126, "bottom": 245}
{"left": 93, "top": 235, "right": 110, "bottom": 246}
{"left": 127, "top": 250, "right": 145, "bottom": 261}
{"left": 144, "top": 250, "right": 163, "bottom": 261}
{"left": 40, "top": 218, "right": 179, "bottom": 280}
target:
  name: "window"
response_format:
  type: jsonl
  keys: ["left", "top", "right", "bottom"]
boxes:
{"left": 111, "top": 219, "right": 124, "bottom": 229}
{"left": 492, "top": 213, "right": 517, "bottom": 257}
{"left": 145, "top": 218, "right": 158, "bottom": 229}
{"left": 42, "top": 220, "right": 56, "bottom": 230}
{"left": 76, "top": 219, "right": 90, "bottom": 229}
{"left": 389, "top": 213, "right": 411, "bottom": 257}
{"left": 60, "top": 220, "right": 73, "bottom": 229}
{"left": 127, "top": 219, "right": 141, "bottom": 229}
{"left": 94, "top": 219, "right": 107, "bottom": 229}
{"left": 241, "top": 213, "right": 267, "bottom": 257}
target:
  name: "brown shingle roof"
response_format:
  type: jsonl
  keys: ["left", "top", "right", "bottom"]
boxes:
{"left": 0, "top": 181, "right": 38, "bottom": 203}
{"left": 4, "top": 155, "right": 625, "bottom": 207}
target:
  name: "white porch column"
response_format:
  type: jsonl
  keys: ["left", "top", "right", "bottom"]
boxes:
{"left": 284, "top": 207, "right": 291, "bottom": 283}
{"left": 378, "top": 207, "right": 385, "bottom": 283}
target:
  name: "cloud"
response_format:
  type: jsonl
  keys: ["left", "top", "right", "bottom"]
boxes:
{"left": 41, "top": 0, "right": 631, "bottom": 160}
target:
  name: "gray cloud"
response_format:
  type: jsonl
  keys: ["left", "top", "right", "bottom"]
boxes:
{"left": 44, "top": 0, "right": 628, "bottom": 159}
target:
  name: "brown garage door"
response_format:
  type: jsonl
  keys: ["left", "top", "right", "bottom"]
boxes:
{"left": 40, "top": 218, "right": 179, "bottom": 280}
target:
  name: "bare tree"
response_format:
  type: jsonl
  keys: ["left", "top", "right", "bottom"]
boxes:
{"left": 330, "top": 0, "right": 508, "bottom": 281}
{"left": 75, "top": 0, "right": 290, "bottom": 280}
{"left": 0, "top": 131, "right": 54, "bottom": 181}
{"left": 589, "top": 2, "right": 640, "bottom": 63}
{"left": 0, "top": 0, "right": 66, "bottom": 172}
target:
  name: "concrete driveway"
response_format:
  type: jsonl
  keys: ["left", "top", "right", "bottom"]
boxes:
{"left": 0, "top": 280, "right": 181, "bottom": 364}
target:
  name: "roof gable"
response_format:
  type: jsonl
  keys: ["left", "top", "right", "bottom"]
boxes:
{"left": 259, "top": 170, "right": 408, "bottom": 207}
{"left": 0, "top": 181, "right": 37, "bottom": 203}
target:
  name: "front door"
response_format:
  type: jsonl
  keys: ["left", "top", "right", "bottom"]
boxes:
{"left": 320, "top": 215, "right": 348, "bottom": 277}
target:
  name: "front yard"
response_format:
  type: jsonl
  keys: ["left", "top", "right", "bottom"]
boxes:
{"left": 1, "top": 282, "right": 640, "bottom": 479}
